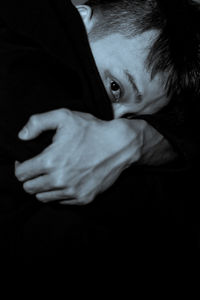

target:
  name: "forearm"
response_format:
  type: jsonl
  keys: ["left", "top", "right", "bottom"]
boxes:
{"left": 111, "top": 118, "right": 178, "bottom": 167}
{"left": 15, "top": 109, "right": 179, "bottom": 205}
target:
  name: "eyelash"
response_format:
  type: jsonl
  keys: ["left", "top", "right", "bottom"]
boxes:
{"left": 109, "top": 80, "right": 122, "bottom": 103}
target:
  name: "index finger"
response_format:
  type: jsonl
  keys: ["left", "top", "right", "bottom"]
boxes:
{"left": 18, "top": 109, "right": 67, "bottom": 140}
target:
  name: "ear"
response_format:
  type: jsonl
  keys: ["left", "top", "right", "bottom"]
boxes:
{"left": 76, "top": 5, "right": 95, "bottom": 33}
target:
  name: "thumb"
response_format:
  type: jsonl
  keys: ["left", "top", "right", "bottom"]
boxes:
{"left": 18, "top": 110, "right": 62, "bottom": 140}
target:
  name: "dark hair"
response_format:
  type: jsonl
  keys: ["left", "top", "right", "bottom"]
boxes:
{"left": 86, "top": 0, "right": 200, "bottom": 96}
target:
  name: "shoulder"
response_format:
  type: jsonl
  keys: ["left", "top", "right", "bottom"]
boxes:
{"left": 0, "top": 0, "right": 72, "bottom": 38}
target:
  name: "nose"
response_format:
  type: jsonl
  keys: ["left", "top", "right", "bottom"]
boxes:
{"left": 112, "top": 104, "right": 122, "bottom": 119}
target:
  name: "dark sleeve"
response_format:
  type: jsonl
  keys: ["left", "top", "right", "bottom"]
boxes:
{"left": 0, "top": 16, "right": 85, "bottom": 197}
{"left": 139, "top": 92, "right": 200, "bottom": 171}
{"left": 0, "top": 18, "right": 57, "bottom": 161}
{"left": 0, "top": 19, "right": 51, "bottom": 195}
{"left": 0, "top": 0, "right": 112, "bottom": 209}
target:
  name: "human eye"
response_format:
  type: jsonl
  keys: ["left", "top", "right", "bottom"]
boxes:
{"left": 109, "top": 80, "right": 122, "bottom": 103}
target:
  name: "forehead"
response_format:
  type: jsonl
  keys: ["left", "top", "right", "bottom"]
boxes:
{"left": 96, "top": 30, "right": 158, "bottom": 67}
{"left": 91, "top": 30, "right": 166, "bottom": 91}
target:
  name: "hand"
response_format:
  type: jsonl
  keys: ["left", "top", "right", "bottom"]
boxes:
{"left": 15, "top": 109, "right": 143, "bottom": 205}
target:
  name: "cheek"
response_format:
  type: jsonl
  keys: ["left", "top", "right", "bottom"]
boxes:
{"left": 152, "top": 96, "right": 171, "bottom": 113}
{"left": 140, "top": 95, "right": 170, "bottom": 115}
{"left": 112, "top": 95, "right": 170, "bottom": 118}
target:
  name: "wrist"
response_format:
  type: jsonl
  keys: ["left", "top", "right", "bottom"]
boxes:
{"left": 118, "top": 118, "right": 177, "bottom": 165}
{"left": 107, "top": 118, "right": 146, "bottom": 166}
{"left": 97, "top": 117, "right": 176, "bottom": 168}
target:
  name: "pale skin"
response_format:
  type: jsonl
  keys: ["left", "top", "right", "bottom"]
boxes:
{"left": 14, "top": 5, "right": 177, "bottom": 205}
{"left": 80, "top": 5, "right": 171, "bottom": 118}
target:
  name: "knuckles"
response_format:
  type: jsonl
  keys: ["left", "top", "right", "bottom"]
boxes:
{"left": 23, "top": 182, "right": 35, "bottom": 194}
{"left": 56, "top": 108, "right": 70, "bottom": 121}
{"left": 28, "top": 115, "right": 39, "bottom": 127}
{"left": 77, "top": 197, "right": 94, "bottom": 206}
{"left": 42, "top": 157, "right": 54, "bottom": 172}
{"left": 51, "top": 173, "right": 67, "bottom": 189}
{"left": 75, "top": 192, "right": 95, "bottom": 206}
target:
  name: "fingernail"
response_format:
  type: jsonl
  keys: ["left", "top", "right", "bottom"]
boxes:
{"left": 18, "top": 127, "right": 29, "bottom": 140}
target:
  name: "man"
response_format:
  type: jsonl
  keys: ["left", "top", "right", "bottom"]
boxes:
{"left": 0, "top": 0, "right": 199, "bottom": 256}
{"left": 15, "top": 0, "right": 200, "bottom": 206}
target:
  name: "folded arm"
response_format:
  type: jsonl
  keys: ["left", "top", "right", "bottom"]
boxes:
{"left": 15, "top": 108, "right": 177, "bottom": 205}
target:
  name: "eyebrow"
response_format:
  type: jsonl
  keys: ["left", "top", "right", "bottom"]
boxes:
{"left": 124, "top": 70, "right": 143, "bottom": 101}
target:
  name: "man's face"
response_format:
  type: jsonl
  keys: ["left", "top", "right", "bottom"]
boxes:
{"left": 76, "top": 4, "right": 171, "bottom": 118}
{"left": 89, "top": 31, "right": 170, "bottom": 118}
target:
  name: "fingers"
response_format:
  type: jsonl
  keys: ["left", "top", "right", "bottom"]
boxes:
{"left": 23, "top": 181, "right": 91, "bottom": 206}
{"left": 15, "top": 152, "right": 48, "bottom": 181}
{"left": 36, "top": 191, "right": 93, "bottom": 206}
{"left": 19, "top": 169, "right": 94, "bottom": 206}
{"left": 18, "top": 109, "right": 67, "bottom": 140}
{"left": 36, "top": 191, "right": 75, "bottom": 203}
{"left": 22, "top": 175, "right": 61, "bottom": 195}
{"left": 59, "top": 200, "right": 85, "bottom": 206}
{"left": 37, "top": 194, "right": 89, "bottom": 206}
{"left": 19, "top": 171, "right": 84, "bottom": 204}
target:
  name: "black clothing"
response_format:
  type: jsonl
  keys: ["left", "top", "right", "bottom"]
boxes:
{"left": 0, "top": 0, "right": 199, "bottom": 258}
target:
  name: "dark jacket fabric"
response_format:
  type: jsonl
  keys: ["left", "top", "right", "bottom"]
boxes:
{"left": 0, "top": 0, "right": 199, "bottom": 258}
